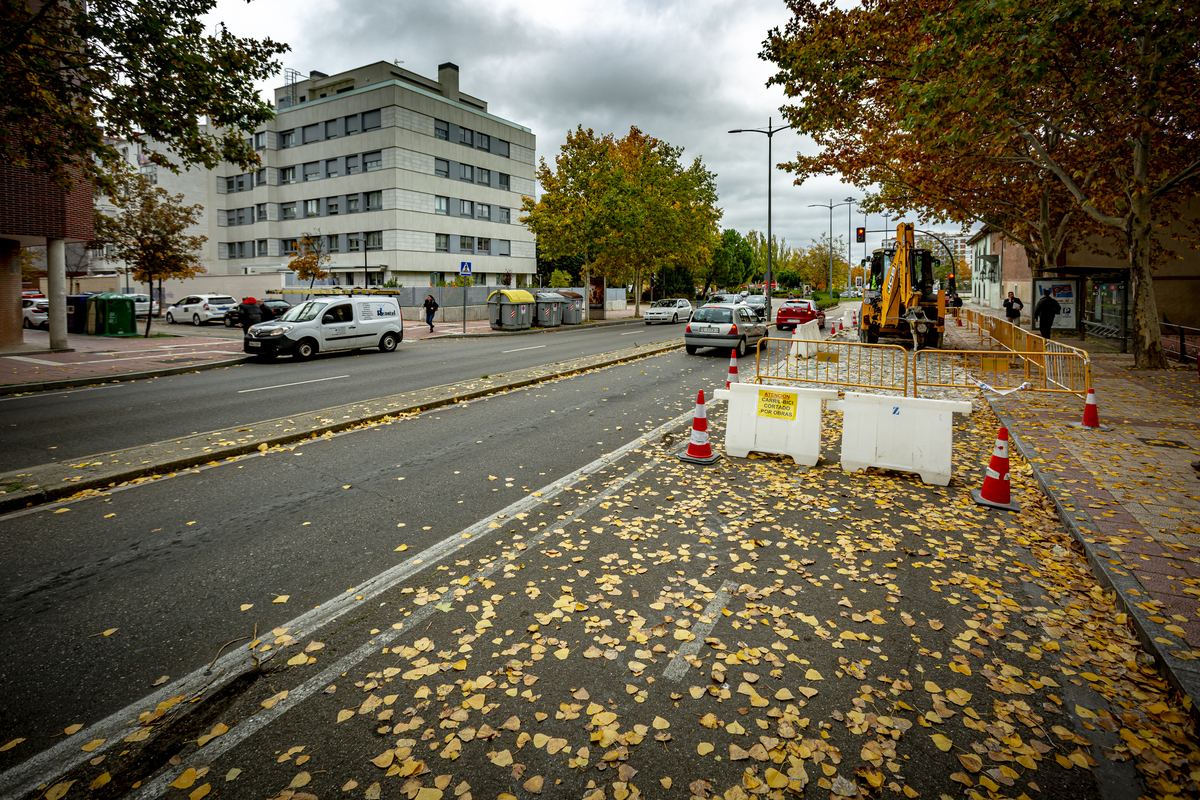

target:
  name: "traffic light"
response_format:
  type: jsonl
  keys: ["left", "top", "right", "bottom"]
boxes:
{"left": 855, "top": 226, "right": 866, "bottom": 243}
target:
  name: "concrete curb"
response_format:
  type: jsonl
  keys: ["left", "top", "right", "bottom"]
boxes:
{"left": 993, "top": 406, "right": 1200, "bottom": 716}
{"left": 0, "top": 356, "right": 253, "bottom": 397}
{"left": 0, "top": 340, "right": 684, "bottom": 514}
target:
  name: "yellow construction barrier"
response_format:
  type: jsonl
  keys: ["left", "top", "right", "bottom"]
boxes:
{"left": 754, "top": 337, "right": 912, "bottom": 396}
{"left": 913, "top": 349, "right": 1090, "bottom": 396}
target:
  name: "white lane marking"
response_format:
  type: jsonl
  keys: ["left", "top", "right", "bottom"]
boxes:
{"left": 0, "top": 383, "right": 127, "bottom": 402}
{"left": 236, "top": 374, "right": 350, "bottom": 394}
{"left": 662, "top": 580, "right": 739, "bottom": 680}
{"left": 0, "top": 406, "right": 698, "bottom": 800}
{"left": 620, "top": 331, "right": 640, "bottom": 336}
{"left": 1, "top": 355, "right": 63, "bottom": 365}
{"left": 501, "top": 344, "right": 546, "bottom": 353}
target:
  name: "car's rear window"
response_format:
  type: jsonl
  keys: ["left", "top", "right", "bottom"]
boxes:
{"left": 210, "top": 297, "right": 236, "bottom": 305}
{"left": 693, "top": 307, "right": 732, "bottom": 323}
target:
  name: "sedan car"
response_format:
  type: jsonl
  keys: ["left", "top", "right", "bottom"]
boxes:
{"left": 165, "top": 294, "right": 238, "bottom": 325}
{"left": 224, "top": 299, "right": 293, "bottom": 327}
{"left": 743, "top": 294, "right": 768, "bottom": 320}
{"left": 123, "top": 294, "right": 159, "bottom": 317}
{"left": 643, "top": 298, "right": 693, "bottom": 325}
{"left": 22, "top": 298, "right": 49, "bottom": 329}
{"left": 683, "top": 303, "right": 768, "bottom": 357}
{"left": 774, "top": 299, "right": 825, "bottom": 331}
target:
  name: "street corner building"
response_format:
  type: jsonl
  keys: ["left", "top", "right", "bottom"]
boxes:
{"left": 96, "top": 61, "right": 538, "bottom": 290}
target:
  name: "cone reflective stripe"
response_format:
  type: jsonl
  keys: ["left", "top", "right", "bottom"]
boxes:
{"left": 725, "top": 349, "right": 739, "bottom": 389}
{"left": 1081, "top": 389, "right": 1100, "bottom": 428}
{"left": 971, "top": 427, "right": 1020, "bottom": 512}
{"left": 678, "top": 389, "right": 721, "bottom": 465}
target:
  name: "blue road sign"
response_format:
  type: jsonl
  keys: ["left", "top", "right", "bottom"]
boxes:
{"left": 460, "top": 261, "right": 472, "bottom": 276}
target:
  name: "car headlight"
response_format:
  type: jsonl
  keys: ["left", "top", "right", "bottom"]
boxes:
{"left": 258, "top": 324, "right": 293, "bottom": 336}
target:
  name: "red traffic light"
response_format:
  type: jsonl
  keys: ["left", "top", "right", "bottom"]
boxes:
{"left": 855, "top": 227, "right": 866, "bottom": 243}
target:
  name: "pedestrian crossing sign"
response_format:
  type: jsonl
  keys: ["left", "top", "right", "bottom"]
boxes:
{"left": 460, "top": 262, "right": 472, "bottom": 276}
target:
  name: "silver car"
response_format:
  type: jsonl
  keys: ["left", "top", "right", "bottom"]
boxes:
{"left": 643, "top": 298, "right": 692, "bottom": 325}
{"left": 684, "top": 303, "right": 768, "bottom": 357}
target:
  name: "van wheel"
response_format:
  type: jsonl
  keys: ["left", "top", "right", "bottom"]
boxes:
{"left": 295, "top": 339, "right": 317, "bottom": 360}
{"left": 379, "top": 332, "right": 399, "bottom": 352}
{"left": 685, "top": 345, "right": 697, "bottom": 355}
{"left": 192, "top": 314, "right": 202, "bottom": 326}
{"left": 735, "top": 338, "right": 747, "bottom": 358}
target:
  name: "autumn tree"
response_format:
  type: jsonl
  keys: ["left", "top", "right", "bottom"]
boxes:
{"left": 92, "top": 172, "right": 206, "bottom": 336}
{"left": 1, "top": 0, "right": 288, "bottom": 191}
{"left": 763, "top": 0, "right": 1200, "bottom": 367}
{"left": 700, "top": 229, "right": 753, "bottom": 295}
{"left": 289, "top": 234, "right": 331, "bottom": 298}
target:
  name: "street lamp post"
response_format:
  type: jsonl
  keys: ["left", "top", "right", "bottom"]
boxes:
{"left": 846, "top": 198, "right": 856, "bottom": 293}
{"left": 730, "top": 118, "right": 792, "bottom": 323}
{"left": 808, "top": 197, "right": 856, "bottom": 302}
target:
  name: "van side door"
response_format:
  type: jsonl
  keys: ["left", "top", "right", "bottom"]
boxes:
{"left": 318, "top": 303, "right": 356, "bottom": 350}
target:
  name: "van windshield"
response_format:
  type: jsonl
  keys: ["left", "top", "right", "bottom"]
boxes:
{"left": 279, "top": 301, "right": 328, "bottom": 323}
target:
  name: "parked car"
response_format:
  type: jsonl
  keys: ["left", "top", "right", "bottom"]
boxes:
{"left": 244, "top": 295, "right": 403, "bottom": 360}
{"left": 775, "top": 299, "right": 826, "bottom": 331}
{"left": 123, "top": 294, "right": 160, "bottom": 317}
{"left": 21, "top": 290, "right": 45, "bottom": 300}
{"left": 643, "top": 298, "right": 693, "bottom": 325}
{"left": 21, "top": 298, "right": 49, "bottom": 329}
{"left": 708, "top": 293, "right": 747, "bottom": 306}
{"left": 164, "top": 294, "right": 238, "bottom": 325}
{"left": 224, "top": 299, "right": 293, "bottom": 328}
{"left": 743, "top": 294, "right": 768, "bottom": 320}
{"left": 683, "top": 303, "right": 768, "bottom": 357}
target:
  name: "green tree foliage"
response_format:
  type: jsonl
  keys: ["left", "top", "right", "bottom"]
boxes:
{"left": 548, "top": 269, "right": 574, "bottom": 288}
{"left": 92, "top": 172, "right": 206, "bottom": 336}
{"left": 1, "top": 0, "right": 289, "bottom": 190}
{"left": 702, "top": 229, "right": 753, "bottom": 294}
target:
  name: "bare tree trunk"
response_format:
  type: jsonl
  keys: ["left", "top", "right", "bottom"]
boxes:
{"left": 1129, "top": 130, "right": 1169, "bottom": 369}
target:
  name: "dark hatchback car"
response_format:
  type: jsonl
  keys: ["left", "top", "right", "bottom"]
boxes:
{"left": 224, "top": 299, "right": 293, "bottom": 327}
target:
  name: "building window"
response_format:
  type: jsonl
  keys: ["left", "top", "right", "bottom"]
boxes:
{"left": 345, "top": 155, "right": 359, "bottom": 175}
{"left": 326, "top": 159, "right": 338, "bottom": 178}
{"left": 280, "top": 166, "right": 296, "bottom": 184}
{"left": 459, "top": 199, "right": 473, "bottom": 217}
{"left": 459, "top": 164, "right": 473, "bottom": 182}
{"left": 256, "top": 203, "right": 266, "bottom": 221}
{"left": 302, "top": 124, "right": 319, "bottom": 144}
{"left": 477, "top": 237, "right": 490, "bottom": 253}
{"left": 459, "top": 235, "right": 474, "bottom": 252}
{"left": 347, "top": 197, "right": 359, "bottom": 213}
{"left": 362, "top": 109, "right": 382, "bottom": 131}
{"left": 364, "top": 151, "right": 382, "bottom": 172}
{"left": 236, "top": 175, "right": 247, "bottom": 191}
{"left": 477, "top": 204, "right": 490, "bottom": 220}
{"left": 348, "top": 235, "right": 361, "bottom": 252}
{"left": 305, "top": 199, "right": 319, "bottom": 217}
{"left": 435, "top": 196, "right": 448, "bottom": 215}
{"left": 282, "top": 204, "right": 297, "bottom": 220}
{"left": 304, "top": 162, "right": 320, "bottom": 181}
{"left": 282, "top": 238, "right": 298, "bottom": 254}
{"left": 255, "top": 131, "right": 266, "bottom": 149}
{"left": 436, "top": 234, "right": 449, "bottom": 252}
{"left": 366, "top": 231, "right": 382, "bottom": 250}
{"left": 458, "top": 128, "right": 473, "bottom": 147}
{"left": 498, "top": 207, "right": 511, "bottom": 224}
{"left": 256, "top": 168, "right": 266, "bottom": 186}
{"left": 327, "top": 198, "right": 339, "bottom": 215}
{"left": 327, "top": 234, "right": 340, "bottom": 253}
{"left": 435, "top": 158, "right": 449, "bottom": 178}
{"left": 226, "top": 177, "right": 235, "bottom": 192}
{"left": 476, "top": 133, "right": 490, "bottom": 151}
{"left": 435, "top": 119, "right": 449, "bottom": 140}
{"left": 236, "top": 208, "right": 247, "bottom": 225}
{"left": 280, "top": 130, "right": 295, "bottom": 148}
{"left": 345, "top": 115, "right": 359, "bottom": 135}
{"left": 325, "top": 120, "right": 339, "bottom": 139}
{"left": 366, "top": 191, "right": 382, "bottom": 211}
{"left": 477, "top": 168, "right": 490, "bottom": 186}
{"left": 498, "top": 239, "right": 511, "bottom": 256}
{"left": 498, "top": 173, "right": 510, "bottom": 191}
{"left": 257, "top": 240, "right": 267, "bottom": 256}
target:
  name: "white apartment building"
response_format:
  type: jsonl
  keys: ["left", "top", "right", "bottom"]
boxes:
{"left": 96, "top": 61, "right": 537, "bottom": 288}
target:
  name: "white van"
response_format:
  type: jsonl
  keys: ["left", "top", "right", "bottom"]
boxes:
{"left": 243, "top": 295, "right": 403, "bottom": 360}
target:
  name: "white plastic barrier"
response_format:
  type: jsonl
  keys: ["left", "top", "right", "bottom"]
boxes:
{"left": 787, "top": 318, "right": 823, "bottom": 362}
{"left": 713, "top": 383, "right": 840, "bottom": 466}
{"left": 832, "top": 392, "right": 973, "bottom": 485}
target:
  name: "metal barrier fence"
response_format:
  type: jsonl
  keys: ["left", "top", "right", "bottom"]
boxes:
{"left": 754, "top": 337, "right": 912, "bottom": 396}
{"left": 951, "top": 309, "right": 1091, "bottom": 395}
{"left": 913, "top": 349, "right": 1090, "bottom": 395}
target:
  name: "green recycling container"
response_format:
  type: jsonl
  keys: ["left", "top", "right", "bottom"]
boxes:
{"left": 86, "top": 292, "right": 137, "bottom": 336}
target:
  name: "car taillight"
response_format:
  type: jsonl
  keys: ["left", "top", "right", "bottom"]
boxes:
{"left": 685, "top": 323, "right": 691, "bottom": 333}
{"left": 729, "top": 323, "right": 738, "bottom": 335}
{"left": 203, "top": 303, "right": 209, "bottom": 310}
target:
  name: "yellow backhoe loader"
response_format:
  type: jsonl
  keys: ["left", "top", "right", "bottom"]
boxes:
{"left": 859, "top": 223, "right": 947, "bottom": 349}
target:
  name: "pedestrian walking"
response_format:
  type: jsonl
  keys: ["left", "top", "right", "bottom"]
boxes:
{"left": 1003, "top": 291, "right": 1023, "bottom": 323}
{"left": 422, "top": 294, "right": 439, "bottom": 332}
{"left": 1033, "top": 288, "right": 1061, "bottom": 340}
{"left": 239, "top": 296, "right": 261, "bottom": 330}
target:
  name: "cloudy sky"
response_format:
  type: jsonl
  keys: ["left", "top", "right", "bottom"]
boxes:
{"left": 205, "top": 0, "right": 954, "bottom": 258}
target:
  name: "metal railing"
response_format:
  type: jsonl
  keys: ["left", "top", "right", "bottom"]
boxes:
{"left": 754, "top": 337, "right": 912, "bottom": 396}
{"left": 913, "top": 349, "right": 1090, "bottom": 395}
{"left": 952, "top": 309, "right": 1091, "bottom": 395}
{"left": 1161, "top": 321, "right": 1199, "bottom": 364}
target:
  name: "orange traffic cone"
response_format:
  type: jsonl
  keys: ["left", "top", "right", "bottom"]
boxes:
{"left": 970, "top": 427, "right": 1021, "bottom": 512}
{"left": 725, "top": 349, "right": 739, "bottom": 389}
{"left": 679, "top": 390, "right": 721, "bottom": 465}
{"left": 1069, "top": 388, "right": 1110, "bottom": 430}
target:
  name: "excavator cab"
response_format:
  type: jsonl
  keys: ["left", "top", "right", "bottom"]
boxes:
{"left": 858, "top": 223, "right": 946, "bottom": 349}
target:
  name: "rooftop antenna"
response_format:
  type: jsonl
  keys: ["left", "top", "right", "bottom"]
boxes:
{"left": 393, "top": 58, "right": 405, "bottom": 67}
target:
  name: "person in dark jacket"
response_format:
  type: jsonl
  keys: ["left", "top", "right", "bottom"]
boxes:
{"left": 1003, "top": 292, "right": 1023, "bottom": 322}
{"left": 422, "top": 294, "right": 438, "bottom": 332}
{"left": 1033, "top": 288, "right": 1062, "bottom": 339}
{"left": 239, "top": 297, "right": 262, "bottom": 330}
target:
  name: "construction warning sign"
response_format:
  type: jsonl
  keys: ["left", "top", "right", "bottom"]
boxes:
{"left": 756, "top": 389, "right": 798, "bottom": 421}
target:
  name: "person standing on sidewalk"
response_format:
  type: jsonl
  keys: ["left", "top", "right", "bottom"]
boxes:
{"left": 239, "top": 297, "right": 261, "bottom": 330}
{"left": 1003, "top": 291, "right": 1024, "bottom": 323}
{"left": 1033, "top": 288, "right": 1061, "bottom": 340}
{"left": 422, "top": 294, "right": 439, "bottom": 333}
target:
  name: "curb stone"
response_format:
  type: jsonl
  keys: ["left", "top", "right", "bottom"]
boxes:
{"left": 993, "top": 406, "right": 1200, "bottom": 719}
{"left": 0, "top": 341, "right": 683, "bottom": 514}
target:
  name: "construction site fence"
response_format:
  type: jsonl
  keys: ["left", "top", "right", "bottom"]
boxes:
{"left": 912, "top": 349, "right": 1090, "bottom": 395}
{"left": 754, "top": 337, "right": 912, "bottom": 396}
{"left": 954, "top": 308, "right": 1091, "bottom": 394}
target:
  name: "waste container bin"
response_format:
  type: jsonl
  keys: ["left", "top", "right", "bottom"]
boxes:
{"left": 534, "top": 292, "right": 566, "bottom": 328}
{"left": 558, "top": 291, "right": 585, "bottom": 324}
{"left": 488, "top": 289, "right": 535, "bottom": 331}
{"left": 86, "top": 292, "right": 137, "bottom": 336}
{"left": 66, "top": 295, "right": 91, "bottom": 334}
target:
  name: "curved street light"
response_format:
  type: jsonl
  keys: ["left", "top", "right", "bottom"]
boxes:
{"left": 730, "top": 118, "right": 792, "bottom": 322}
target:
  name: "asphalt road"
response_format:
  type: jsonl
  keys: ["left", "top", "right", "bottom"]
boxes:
{"left": 0, "top": 320, "right": 689, "bottom": 473}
